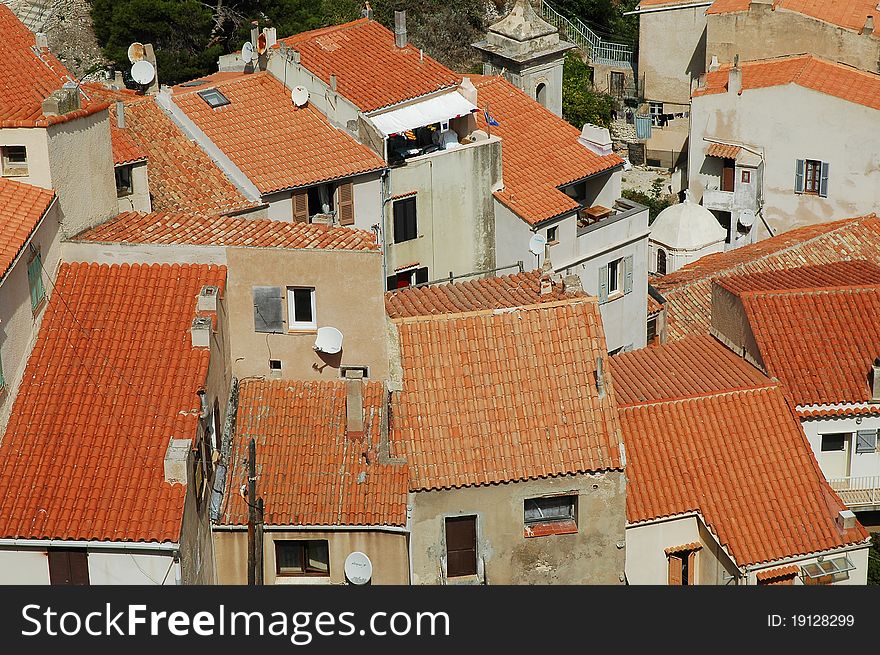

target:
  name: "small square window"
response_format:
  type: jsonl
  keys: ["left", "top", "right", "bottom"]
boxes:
{"left": 287, "top": 287, "right": 316, "bottom": 330}
{"left": 821, "top": 434, "right": 848, "bottom": 452}
{"left": 115, "top": 165, "right": 133, "bottom": 197}
{"left": 269, "top": 359, "right": 282, "bottom": 370}
{"left": 275, "top": 540, "right": 330, "bottom": 576}
{"left": 608, "top": 258, "right": 622, "bottom": 296}
{"left": 741, "top": 170, "right": 751, "bottom": 184}
{"left": 547, "top": 226, "right": 558, "bottom": 244}
{"left": 1, "top": 145, "right": 28, "bottom": 176}
{"left": 197, "top": 88, "right": 230, "bottom": 108}
{"left": 524, "top": 495, "right": 577, "bottom": 537}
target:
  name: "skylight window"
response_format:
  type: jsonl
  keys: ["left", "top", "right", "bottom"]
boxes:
{"left": 197, "top": 88, "right": 230, "bottom": 108}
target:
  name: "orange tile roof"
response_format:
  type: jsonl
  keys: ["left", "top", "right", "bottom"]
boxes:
{"left": 390, "top": 297, "right": 623, "bottom": 491}
{"left": 708, "top": 0, "right": 880, "bottom": 33}
{"left": 647, "top": 293, "right": 663, "bottom": 315}
{"left": 277, "top": 19, "right": 460, "bottom": 112}
{"left": 84, "top": 86, "right": 256, "bottom": 216}
{"left": 385, "top": 270, "right": 585, "bottom": 318}
{"left": 0, "top": 262, "right": 226, "bottom": 542}
{"left": 694, "top": 55, "right": 880, "bottom": 112}
{"left": 0, "top": 6, "right": 108, "bottom": 127}
{"left": 738, "top": 284, "right": 880, "bottom": 405}
{"left": 716, "top": 260, "right": 880, "bottom": 294}
{"left": 664, "top": 542, "right": 703, "bottom": 555}
{"left": 472, "top": 75, "right": 623, "bottom": 225}
{"left": 706, "top": 142, "right": 741, "bottom": 158}
{"left": 109, "top": 121, "right": 147, "bottom": 165}
{"left": 641, "top": 0, "right": 707, "bottom": 6}
{"left": 0, "top": 178, "right": 55, "bottom": 281}
{"left": 220, "top": 380, "right": 409, "bottom": 527}
{"left": 75, "top": 211, "right": 379, "bottom": 251}
{"left": 651, "top": 214, "right": 880, "bottom": 340}
{"left": 172, "top": 72, "right": 385, "bottom": 195}
{"left": 756, "top": 564, "right": 800, "bottom": 582}
{"left": 620, "top": 384, "right": 868, "bottom": 566}
{"left": 798, "top": 405, "right": 880, "bottom": 420}
{"left": 610, "top": 334, "right": 771, "bottom": 405}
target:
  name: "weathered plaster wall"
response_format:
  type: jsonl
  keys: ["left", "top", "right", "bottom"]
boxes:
{"left": 639, "top": 5, "right": 708, "bottom": 105}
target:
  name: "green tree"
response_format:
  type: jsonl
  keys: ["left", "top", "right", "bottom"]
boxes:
{"left": 869, "top": 537, "right": 880, "bottom": 586}
{"left": 622, "top": 177, "right": 673, "bottom": 223}
{"left": 562, "top": 51, "right": 615, "bottom": 129}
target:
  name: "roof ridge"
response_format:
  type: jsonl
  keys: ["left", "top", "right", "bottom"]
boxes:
{"left": 740, "top": 283, "right": 880, "bottom": 298}
{"left": 277, "top": 18, "right": 371, "bottom": 45}
{"left": 618, "top": 382, "right": 780, "bottom": 409}
{"left": 389, "top": 294, "right": 596, "bottom": 323}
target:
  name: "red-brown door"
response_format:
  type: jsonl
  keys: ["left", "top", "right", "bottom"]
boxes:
{"left": 445, "top": 516, "right": 477, "bottom": 577}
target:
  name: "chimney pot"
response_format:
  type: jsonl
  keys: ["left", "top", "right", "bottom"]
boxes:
{"left": 35, "top": 32, "right": 48, "bottom": 49}
{"left": 837, "top": 509, "right": 857, "bottom": 531}
{"left": 864, "top": 15, "right": 875, "bottom": 35}
{"left": 116, "top": 100, "right": 125, "bottom": 129}
{"left": 329, "top": 74, "right": 338, "bottom": 92}
{"left": 191, "top": 316, "right": 212, "bottom": 347}
{"left": 198, "top": 285, "right": 219, "bottom": 312}
{"left": 394, "top": 10, "right": 407, "bottom": 48}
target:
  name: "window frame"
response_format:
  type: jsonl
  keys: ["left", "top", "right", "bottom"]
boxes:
{"left": 523, "top": 494, "right": 578, "bottom": 538}
{"left": 803, "top": 158, "right": 821, "bottom": 195}
{"left": 741, "top": 169, "right": 751, "bottom": 184}
{"left": 386, "top": 266, "right": 428, "bottom": 291}
{"left": 197, "top": 88, "right": 231, "bottom": 108}
{"left": 286, "top": 286, "right": 317, "bottom": 331}
{"left": 667, "top": 549, "right": 698, "bottom": 585}
{"left": 547, "top": 225, "right": 558, "bottom": 245}
{"left": 274, "top": 540, "right": 331, "bottom": 577}
{"left": 115, "top": 164, "right": 134, "bottom": 197}
{"left": 1, "top": 145, "right": 28, "bottom": 177}
{"left": 820, "top": 433, "right": 849, "bottom": 452}
{"left": 607, "top": 258, "right": 622, "bottom": 297}
{"left": 27, "top": 248, "right": 46, "bottom": 312}
{"left": 392, "top": 195, "right": 418, "bottom": 243}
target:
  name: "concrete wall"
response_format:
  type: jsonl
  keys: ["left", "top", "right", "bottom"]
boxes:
{"left": 410, "top": 471, "right": 626, "bottom": 585}
{"left": 0, "top": 203, "right": 61, "bottom": 430}
{"left": 115, "top": 161, "right": 151, "bottom": 214}
{"left": 707, "top": 4, "right": 880, "bottom": 74}
{"left": 689, "top": 84, "right": 880, "bottom": 238}
{"left": 709, "top": 282, "right": 765, "bottom": 370}
{"left": 213, "top": 529, "right": 409, "bottom": 585}
{"left": 639, "top": 5, "right": 708, "bottom": 106}
{"left": 801, "top": 415, "right": 880, "bottom": 482}
{"left": 386, "top": 138, "right": 502, "bottom": 283}
{"left": 0, "top": 547, "right": 179, "bottom": 584}
{"left": 0, "top": 127, "right": 51, "bottom": 188}
{"left": 47, "top": 110, "right": 118, "bottom": 238}
{"left": 225, "top": 247, "right": 389, "bottom": 381}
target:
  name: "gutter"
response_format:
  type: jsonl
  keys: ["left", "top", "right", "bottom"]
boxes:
{"left": 625, "top": 1, "right": 712, "bottom": 15}
{"left": 0, "top": 538, "right": 179, "bottom": 552}
{"left": 212, "top": 524, "right": 409, "bottom": 533}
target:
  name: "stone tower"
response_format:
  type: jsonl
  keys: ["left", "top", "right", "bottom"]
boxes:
{"left": 472, "top": 0, "right": 574, "bottom": 116}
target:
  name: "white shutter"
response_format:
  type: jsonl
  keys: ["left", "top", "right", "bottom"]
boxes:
{"left": 624, "top": 255, "right": 634, "bottom": 294}
{"left": 598, "top": 265, "right": 608, "bottom": 304}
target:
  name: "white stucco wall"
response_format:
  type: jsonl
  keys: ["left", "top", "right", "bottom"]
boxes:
{"left": 0, "top": 127, "right": 52, "bottom": 189}
{"left": 0, "top": 547, "right": 179, "bottom": 585}
{"left": 115, "top": 161, "right": 151, "bottom": 214}
{"left": 800, "top": 416, "right": 880, "bottom": 482}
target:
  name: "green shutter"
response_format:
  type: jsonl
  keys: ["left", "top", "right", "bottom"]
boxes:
{"left": 794, "top": 159, "right": 805, "bottom": 193}
{"left": 27, "top": 254, "right": 45, "bottom": 310}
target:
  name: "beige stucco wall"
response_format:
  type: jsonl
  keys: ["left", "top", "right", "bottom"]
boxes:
{"left": 410, "top": 470, "right": 626, "bottom": 585}
{"left": 386, "top": 138, "right": 502, "bottom": 284}
{"left": 47, "top": 110, "right": 118, "bottom": 238}
{"left": 707, "top": 4, "right": 880, "bottom": 74}
{"left": 213, "top": 528, "right": 409, "bottom": 585}
{"left": 225, "top": 247, "right": 389, "bottom": 381}
{"left": 639, "top": 5, "right": 708, "bottom": 106}
{"left": 0, "top": 127, "right": 52, "bottom": 188}
{"left": 689, "top": 84, "right": 880, "bottom": 238}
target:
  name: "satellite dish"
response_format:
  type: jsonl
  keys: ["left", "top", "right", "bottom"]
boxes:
{"left": 314, "top": 326, "right": 343, "bottom": 354}
{"left": 344, "top": 551, "right": 372, "bottom": 585}
{"left": 241, "top": 41, "right": 256, "bottom": 63}
{"left": 291, "top": 85, "right": 309, "bottom": 107}
{"left": 130, "top": 60, "right": 155, "bottom": 86}
{"left": 127, "top": 42, "right": 145, "bottom": 63}
{"left": 529, "top": 233, "right": 547, "bottom": 256}
{"left": 739, "top": 209, "right": 756, "bottom": 228}
{"left": 256, "top": 32, "right": 268, "bottom": 55}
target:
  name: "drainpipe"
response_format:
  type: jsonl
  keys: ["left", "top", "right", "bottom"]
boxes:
{"left": 375, "top": 168, "right": 392, "bottom": 288}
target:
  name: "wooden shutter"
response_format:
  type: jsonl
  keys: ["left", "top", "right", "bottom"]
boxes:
{"left": 856, "top": 429, "right": 877, "bottom": 454}
{"left": 598, "top": 264, "right": 608, "bottom": 303}
{"left": 293, "top": 190, "right": 309, "bottom": 223}
{"left": 415, "top": 267, "right": 428, "bottom": 284}
{"left": 624, "top": 255, "right": 634, "bottom": 294}
{"left": 819, "top": 161, "right": 830, "bottom": 197}
{"left": 667, "top": 554, "right": 683, "bottom": 585}
{"left": 686, "top": 550, "right": 697, "bottom": 585}
{"left": 48, "top": 549, "right": 89, "bottom": 585}
{"left": 445, "top": 516, "right": 477, "bottom": 577}
{"left": 337, "top": 182, "right": 354, "bottom": 226}
{"left": 794, "top": 159, "right": 805, "bottom": 193}
{"left": 252, "top": 286, "right": 284, "bottom": 333}
{"left": 721, "top": 161, "right": 735, "bottom": 192}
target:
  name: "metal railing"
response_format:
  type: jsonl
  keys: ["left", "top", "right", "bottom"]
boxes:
{"left": 539, "top": 0, "right": 634, "bottom": 68}
{"left": 412, "top": 262, "right": 525, "bottom": 289}
{"left": 828, "top": 475, "right": 880, "bottom": 508}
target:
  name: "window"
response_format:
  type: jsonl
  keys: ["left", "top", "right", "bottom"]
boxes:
{"left": 269, "top": 359, "right": 282, "bottom": 371}
{"left": 445, "top": 516, "right": 477, "bottom": 578}
{"left": 287, "top": 287, "right": 316, "bottom": 330}
{"left": 598, "top": 256, "right": 633, "bottom": 303}
{"left": 610, "top": 71, "right": 625, "bottom": 97}
{"left": 821, "top": 434, "right": 848, "bottom": 452}
{"left": 547, "top": 226, "right": 558, "bottom": 245}
{"left": 48, "top": 549, "right": 89, "bottom": 585}
{"left": 795, "top": 158, "right": 828, "bottom": 197}
{"left": 197, "top": 88, "right": 230, "bottom": 108}
{"left": 656, "top": 248, "right": 667, "bottom": 275}
{"left": 307, "top": 184, "right": 335, "bottom": 217}
{"left": 27, "top": 249, "right": 45, "bottom": 311}
{"left": 524, "top": 495, "right": 577, "bottom": 537}
{"left": 649, "top": 102, "right": 663, "bottom": 126}
{"left": 647, "top": 316, "right": 658, "bottom": 345}
{"left": 1, "top": 145, "right": 28, "bottom": 176}
{"left": 275, "top": 540, "right": 330, "bottom": 577}
{"left": 667, "top": 549, "right": 698, "bottom": 585}
{"left": 393, "top": 196, "right": 417, "bottom": 243}
{"left": 741, "top": 169, "right": 751, "bottom": 184}
{"left": 115, "top": 165, "right": 133, "bottom": 197}
{"left": 386, "top": 266, "right": 428, "bottom": 290}
{"left": 535, "top": 82, "right": 547, "bottom": 107}
{"left": 608, "top": 258, "right": 622, "bottom": 295}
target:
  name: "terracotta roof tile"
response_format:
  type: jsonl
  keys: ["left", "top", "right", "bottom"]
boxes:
{"left": 84, "top": 86, "right": 256, "bottom": 216}
{"left": 664, "top": 542, "right": 703, "bottom": 555}
{"left": 756, "top": 565, "right": 800, "bottom": 582}
{"left": 0, "top": 178, "right": 54, "bottom": 281}
{"left": 620, "top": 384, "right": 868, "bottom": 566}
{"left": 708, "top": 0, "right": 880, "bottom": 33}
{"left": 798, "top": 406, "right": 880, "bottom": 419}
{"left": 610, "top": 334, "right": 771, "bottom": 405}
{"left": 472, "top": 75, "right": 623, "bottom": 225}
{"left": 694, "top": 55, "right": 880, "bottom": 112}
{"left": 0, "top": 6, "right": 107, "bottom": 127}
{"left": 277, "top": 19, "right": 460, "bottom": 112}
{"left": 75, "top": 211, "right": 379, "bottom": 251}
{"left": 172, "top": 72, "right": 385, "bottom": 195}
{"left": 706, "top": 142, "right": 741, "bottom": 159}
{"left": 391, "top": 297, "right": 623, "bottom": 491}
{"left": 0, "top": 262, "right": 226, "bottom": 542}
{"left": 647, "top": 293, "right": 663, "bottom": 315}
{"left": 652, "top": 214, "right": 880, "bottom": 340}
{"left": 109, "top": 121, "right": 147, "bottom": 165}
{"left": 706, "top": 0, "right": 751, "bottom": 14}
{"left": 385, "top": 270, "right": 585, "bottom": 318}
{"left": 221, "top": 380, "right": 409, "bottom": 527}
{"left": 716, "top": 260, "right": 880, "bottom": 295}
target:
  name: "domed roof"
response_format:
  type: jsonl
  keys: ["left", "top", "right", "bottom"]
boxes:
{"left": 650, "top": 191, "right": 726, "bottom": 251}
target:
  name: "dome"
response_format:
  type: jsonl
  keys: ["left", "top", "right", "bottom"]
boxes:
{"left": 650, "top": 191, "right": 726, "bottom": 251}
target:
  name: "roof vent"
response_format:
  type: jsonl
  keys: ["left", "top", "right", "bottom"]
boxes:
{"left": 394, "top": 10, "right": 407, "bottom": 48}
{"left": 871, "top": 357, "right": 880, "bottom": 401}
{"left": 863, "top": 15, "right": 875, "bottom": 35}
{"left": 191, "top": 316, "right": 212, "bottom": 347}
{"left": 836, "top": 509, "right": 857, "bottom": 531}
{"left": 164, "top": 438, "right": 192, "bottom": 484}
{"left": 198, "top": 285, "right": 219, "bottom": 312}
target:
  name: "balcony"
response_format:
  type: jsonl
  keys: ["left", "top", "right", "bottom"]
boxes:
{"left": 577, "top": 197, "right": 647, "bottom": 237}
{"left": 702, "top": 188, "right": 735, "bottom": 212}
{"left": 828, "top": 475, "right": 880, "bottom": 510}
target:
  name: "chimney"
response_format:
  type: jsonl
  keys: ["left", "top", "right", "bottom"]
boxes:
{"left": 42, "top": 82, "right": 81, "bottom": 116}
{"left": 362, "top": 1, "right": 373, "bottom": 19}
{"left": 250, "top": 20, "right": 259, "bottom": 49}
{"left": 35, "top": 32, "right": 48, "bottom": 49}
{"left": 191, "top": 316, "right": 212, "bottom": 347}
{"left": 578, "top": 123, "right": 613, "bottom": 156}
{"left": 262, "top": 26, "right": 277, "bottom": 48}
{"left": 836, "top": 509, "right": 857, "bottom": 531}
{"left": 863, "top": 15, "right": 875, "bottom": 35}
{"left": 708, "top": 54, "right": 720, "bottom": 72}
{"left": 198, "top": 285, "right": 219, "bottom": 312}
{"left": 329, "top": 74, "right": 338, "bottom": 92}
{"left": 563, "top": 274, "right": 582, "bottom": 294}
{"left": 394, "top": 10, "right": 407, "bottom": 48}
{"left": 870, "top": 357, "right": 880, "bottom": 401}
{"left": 595, "top": 356, "right": 606, "bottom": 398}
{"left": 728, "top": 54, "right": 742, "bottom": 95}
{"left": 459, "top": 76, "right": 478, "bottom": 105}
{"left": 114, "top": 70, "right": 124, "bottom": 88}
{"left": 116, "top": 100, "right": 125, "bottom": 128}
{"left": 345, "top": 369, "right": 365, "bottom": 440}
{"left": 164, "top": 438, "right": 192, "bottom": 484}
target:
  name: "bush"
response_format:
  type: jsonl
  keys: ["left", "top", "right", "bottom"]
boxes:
{"left": 562, "top": 52, "right": 615, "bottom": 129}
{"left": 622, "top": 176, "right": 673, "bottom": 224}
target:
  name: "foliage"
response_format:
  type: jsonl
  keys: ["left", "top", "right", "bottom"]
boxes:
{"left": 552, "top": 0, "right": 640, "bottom": 44}
{"left": 622, "top": 176, "right": 673, "bottom": 224}
{"left": 562, "top": 51, "right": 615, "bottom": 129}
{"left": 869, "top": 537, "right": 880, "bottom": 586}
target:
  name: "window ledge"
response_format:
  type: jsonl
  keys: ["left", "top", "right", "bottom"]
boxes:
{"left": 287, "top": 327, "right": 318, "bottom": 334}
{"left": 524, "top": 519, "right": 578, "bottom": 538}
{"left": 275, "top": 576, "right": 332, "bottom": 585}
{"left": 31, "top": 297, "right": 47, "bottom": 317}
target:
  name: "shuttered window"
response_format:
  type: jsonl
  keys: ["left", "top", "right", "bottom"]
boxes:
{"left": 386, "top": 266, "right": 428, "bottom": 290}
{"left": 667, "top": 549, "right": 697, "bottom": 585}
{"left": 292, "top": 190, "right": 309, "bottom": 223}
{"left": 445, "top": 516, "right": 477, "bottom": 577}
{"left": 27, "top": 250, "right": 45, "bottom": 311}
{"left": 48, "top": 549, "right": 89, "bottom": 585}
{"left": 856, "top": 429, "right": 877, "bottom": 454}
{"left": 275, "top": 540, "right": 330, "bottom": 576}
{"left": 337, "top": 182, "right": 355, "bottom": 226}
{"left": 393, "top": 196, "right": 417, "bottom": 243}
{"left": 252, "top": 286, "right": 284, "bottom": 333}
{"left": 796, "top": 159, "right": 829, "bottom": 197}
